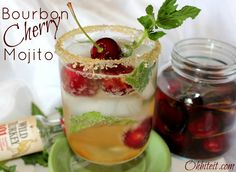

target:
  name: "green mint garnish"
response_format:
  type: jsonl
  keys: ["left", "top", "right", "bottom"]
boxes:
{"left": 0, "top": 163, "right": 16, "bottom": 172}
{"left": 125, "top": 61, "right": 153, "bottom": 92}
{"left": 31, "top": 102, "right": 46, "bottom": 118}
{"left": 55, "top": 107, "right": 64, "bottom": 117}
{"left": 138, "top": 0, "right": 200, "bottom": 40}
{"left": 21, "top": 150, "right": 49, "bottom": 167}
{"left": 137, "top": 5, "right": 166, "bottom": 41}
{"left": 156, "top": 0, "right": 201, "bottom": 29}
{"left": 70, "top": 111, "right": 136, "bottom": 133}
{"left": 125, "top": 0, "right": 200, "bottom": 55}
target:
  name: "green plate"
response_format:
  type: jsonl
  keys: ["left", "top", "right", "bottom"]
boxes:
{"left": 49, "top": 131, "right": 171, "bottom": 172}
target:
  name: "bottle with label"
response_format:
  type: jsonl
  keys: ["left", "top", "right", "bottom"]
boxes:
{"left": 0, "top": 115, "right": 62, "bottom": 161}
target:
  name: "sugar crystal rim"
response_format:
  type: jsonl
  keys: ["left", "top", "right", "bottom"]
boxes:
{"left": 55, "top": 25, "right": 160, "bottom": 70}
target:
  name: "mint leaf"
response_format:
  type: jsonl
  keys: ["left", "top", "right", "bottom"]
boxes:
{"left": 148, "top": 31, "right": 166, "bottom": 41}
{"left": 138, "top": 16, "right": 153, "bottom": 30}
{"left": 22, "top": 150, "right": 49, "bottom": 167}
{"left": 159, "top": 0, "right": 177, "bottom": 14}
{"left": 138, "top": 5, "right": 156, "bottom": 30}
{"left": 146, "top": 5, "right": 154, "bottom": 15}
{"left": 157, "top": 0, "right": 201, "bottom": 29}
{"left": 70, "top": 111, "right": 136, "bottom": 133}
{"left": 55, "top": 107, "right": 64, "bottom": 117}
{"left": 125, "top": 61, "right": 153, "bottom": 92}
{"left": 31, "top": 102, "right": 46, "bottom": 117}
{"left": 0, "top": 163, "right": 16, "bottom": 172}
{"left": 8, "top": 166, "right": 16, "bottom": 172}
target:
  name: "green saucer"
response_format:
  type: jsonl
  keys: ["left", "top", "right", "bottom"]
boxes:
{"left": 49, "top": 131, "right": 171, "bottom": 172}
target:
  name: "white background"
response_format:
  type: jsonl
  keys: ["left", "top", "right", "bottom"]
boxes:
{"left": 0, "top": 0, "right": 236, "bottom": 172}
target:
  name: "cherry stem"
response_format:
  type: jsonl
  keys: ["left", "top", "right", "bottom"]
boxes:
{"left": 67, "top": 2, "right": 103, "bottom": 53}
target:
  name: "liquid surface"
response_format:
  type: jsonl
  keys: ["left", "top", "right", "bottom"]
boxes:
{"left": 68, "top": 125, "right": 145, "bottom": 165}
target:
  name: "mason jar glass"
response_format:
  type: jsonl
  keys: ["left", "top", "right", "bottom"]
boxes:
{"left": 154, "top": 38, "right": 236, "bottom": 159}
{"left": 55, "top": 25, "right": 160, "bottom": 165}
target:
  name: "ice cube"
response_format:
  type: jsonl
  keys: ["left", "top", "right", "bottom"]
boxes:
{"left": 62, "top": 90, "right": 142, "bottom": 116}
{"left": 140, "top": 81, "right": 155, "bottom": 100}
{"left": 66, "top": 42, "right": 92, "bottom": 57}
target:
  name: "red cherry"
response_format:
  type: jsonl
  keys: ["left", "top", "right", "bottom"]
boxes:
{"left": 61, "top": 63, "right": 99, "bottom": 96}
{"left": 153, "top": 109, "right": 169, "bottom": 135}
{"left": 123, "top": 118, "right": 152, "bottom": 149}
{"left": 155, "top": 87, "right": 167, "bottom": 101}
{"left": 102, "top": 64, "right": 134, "bottom": 75}
{"left": 158, "top": 100, "right": 187, "bottom": 131}
{"left": 91, "top": 38, "right": 122, "bottom": 60}
{"left": 167, "top": 80, "right": 182, "bottom": 95}
{"left": 203, "top": 135, "right": 228, "bottom": 153}
{"left": 171, "top": 134, "right": 191, "bottom": 148}
{"left": 139, "top": 118, "right": 153, "bottom": 133}
{"left": 188, "top": 112, "right": 219, "bottom": 138}
{"left": 102, "top": 78, "right": 133, "bottom": 96}
{"left": 101, "top": 64, "right": 134, "bottom": 96}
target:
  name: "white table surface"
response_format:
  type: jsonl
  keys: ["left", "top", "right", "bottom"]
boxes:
{"left": 5, "top": 152, "right": 233, "bottom": 172}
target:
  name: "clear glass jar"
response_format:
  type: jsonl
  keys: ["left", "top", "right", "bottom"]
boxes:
{"left": 154, "top": 38, "right": 236, "bottom": 159}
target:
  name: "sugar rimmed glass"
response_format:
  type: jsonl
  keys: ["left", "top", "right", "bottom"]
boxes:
{"left": 55, "top": 25, "right": 160, "bottom": 165}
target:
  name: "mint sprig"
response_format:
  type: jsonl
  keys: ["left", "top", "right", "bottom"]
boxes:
{"left": 55, "top": 107, "right": 63, "bottom": 117}
{"left": 157, "top": 0, "right": 201, "bottom": 29}
{"left": 70, "top": 111, "right": 136, "bottom": 133}
{"left": 125, "top": 61, "right": 153, "bottom": 92}
{"left": 0, "top": 163, "right": 16, "bottom": 172}
{"left": 31, "top": 102, "right": 46, "bottom": 118}
{"left": 138, "top": 0, "right": 200, "bottom": 40}
{"left": 126, "top": 0, "right": 200, "bottom": 55}
{"left": 137, "top": 5, "right": 166, "bottom": 41}
{"left": 21, "top": 150, "right": 49, "bottom": 167}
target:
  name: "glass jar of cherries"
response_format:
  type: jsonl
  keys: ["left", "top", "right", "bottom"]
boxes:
{"left": 154, "top": 38, "right": 236, "bottom": 159}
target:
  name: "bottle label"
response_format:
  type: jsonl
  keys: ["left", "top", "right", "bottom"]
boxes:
{"left": 0, "top": 116, "right": 44, "bottom": 161}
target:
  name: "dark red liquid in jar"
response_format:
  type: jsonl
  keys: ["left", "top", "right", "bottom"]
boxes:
{"left": 153, "top": 67, "right": 236, "bottom": 159}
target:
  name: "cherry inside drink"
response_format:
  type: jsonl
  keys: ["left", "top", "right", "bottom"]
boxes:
{"left": 153, "top": 38, "right": 236, "bottom": 159}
